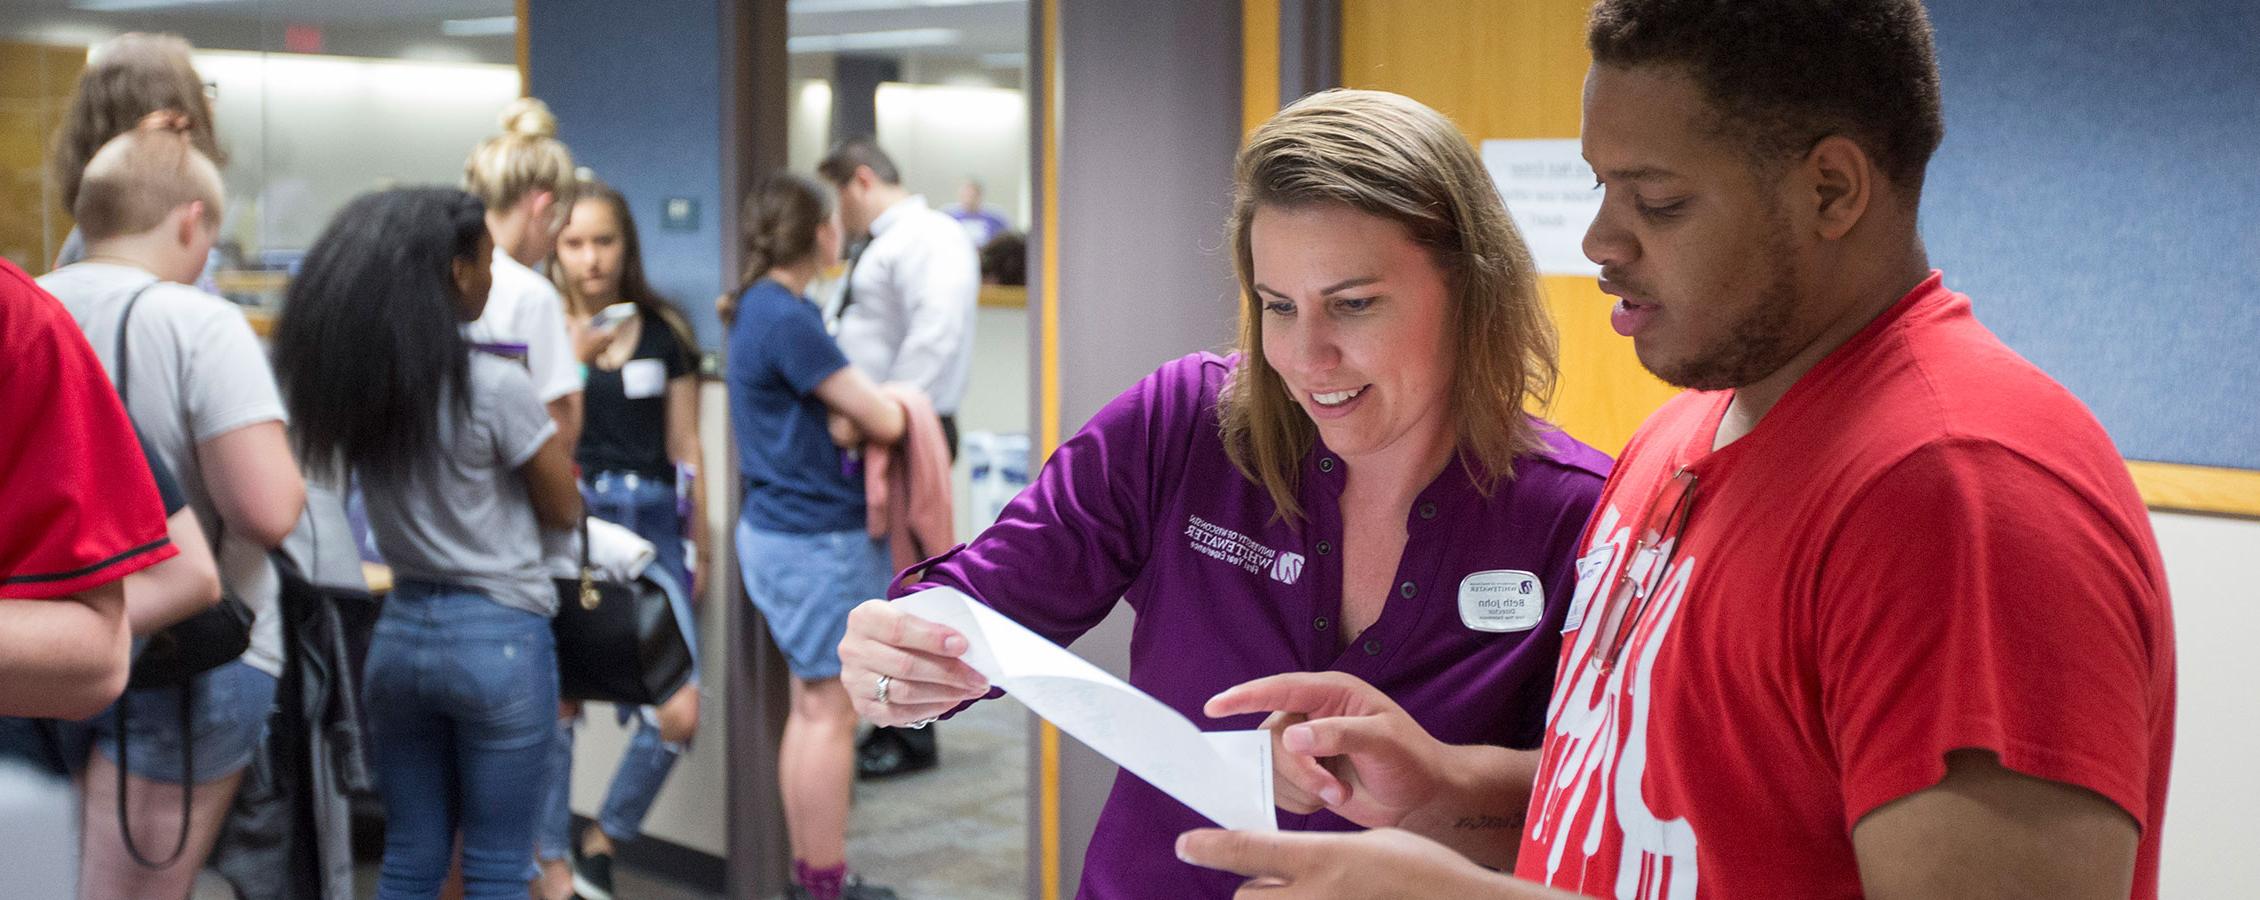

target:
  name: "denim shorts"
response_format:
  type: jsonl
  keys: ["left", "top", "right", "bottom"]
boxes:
{"left": 736, "top": 519, "right": 890, "bottom": 680}
{"left": 87, "top": 659, "right": 277, "bottom": 785}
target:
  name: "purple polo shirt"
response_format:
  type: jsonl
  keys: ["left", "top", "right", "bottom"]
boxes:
{"left": 895, "top": 353, "right": 1609, "bottom": 899}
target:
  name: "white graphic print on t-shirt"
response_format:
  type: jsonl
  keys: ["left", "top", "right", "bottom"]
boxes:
{"left": 1530, "top": 502, "right": 1702, "bottom": 900}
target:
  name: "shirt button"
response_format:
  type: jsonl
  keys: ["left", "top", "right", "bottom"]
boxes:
{"left": 1399, "top": 581, "right": 1417, "bottom": 598}
{"left": 1313, "top": 616, "right": 1329, "bottom": 631}
{"left": 1363, "top": 639, "right": 1382, "bottom": 656}
{"left": 1417, "top": 501, "right": 1437, "bottom": 520}
{"left": 1318, "top": 457, "right": 1336, "bottom": 473}
{"left": 1315, "top": 541, "right": 1332, "bottom": 555}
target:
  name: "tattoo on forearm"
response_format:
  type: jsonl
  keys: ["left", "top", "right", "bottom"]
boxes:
{"left": 1453, "top": 814, "right": 1524, "bottom": 831}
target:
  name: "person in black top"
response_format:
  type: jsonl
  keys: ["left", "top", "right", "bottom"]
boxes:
{"left": 536, "top": 176, "right": 705, "bottom": 900}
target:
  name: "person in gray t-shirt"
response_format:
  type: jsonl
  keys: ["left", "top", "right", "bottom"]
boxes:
{"left": 271, "top": 187, "right": 583, "bottom": 895}
{"left": 43, "top": 125, "right": 306, "bottom": 900}
{"left": 361, "top": 351, "right": 558, "bottom": 613}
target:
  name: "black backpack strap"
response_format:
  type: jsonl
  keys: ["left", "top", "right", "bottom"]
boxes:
{"left": 110, "top": 280, "right": 199, "bottom": 871}
{"left": 115, "top": 684, "right": 197, "bottom": 869}
{"left": 111, "top": 280, "right": 159, "bottom": 411}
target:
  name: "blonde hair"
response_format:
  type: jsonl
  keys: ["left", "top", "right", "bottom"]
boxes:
{"left": 75, "top": 126, "right": 222, "bottom": 243}
{"left": 1219, "top": 89, "right": 1559, "bottom": 524}
{"left": 462, "top": 97, "right": 575, "bottom": 212}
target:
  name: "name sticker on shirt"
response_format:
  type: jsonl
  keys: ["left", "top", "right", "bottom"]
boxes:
{"left": 621, "top": 358, "right": 667, "bottom": 399}
{"left": 1561, "top": 545, "right": 1616, "bottom": 633}
{"left": 1458, "top": 570, "right": 1545, "bottom": 633}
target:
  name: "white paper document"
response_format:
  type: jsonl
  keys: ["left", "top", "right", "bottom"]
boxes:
{"left": 897, "top": 587, "right": 1277, "bottom": 832}
{"left": 1480, "top": 138, "right": 1605, "bottom": 277}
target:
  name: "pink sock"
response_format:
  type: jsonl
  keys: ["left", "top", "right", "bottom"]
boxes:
{"left": 794, "top": 859, "right": 848, "bottom": 900}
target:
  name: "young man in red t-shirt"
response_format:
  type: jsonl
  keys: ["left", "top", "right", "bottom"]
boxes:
{"left": 1178, "top": 2, "right": 2174, "bottom": 897}
{"left": 0, "top": 257, "right": 173, "bottom": 719}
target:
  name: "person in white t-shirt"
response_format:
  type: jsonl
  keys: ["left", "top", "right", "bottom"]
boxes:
{"left": 463, "top": 97, "right": 585, "bottom": 448}
{"left": 42, "top": 124, "right": 306, "bottom": 900}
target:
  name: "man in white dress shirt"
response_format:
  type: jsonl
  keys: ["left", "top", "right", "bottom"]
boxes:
{"left": 816, "top": 137, "right": 979, "bottom": 778}
{"left": 818, "top": 137, "right": 980, "bottom": 452}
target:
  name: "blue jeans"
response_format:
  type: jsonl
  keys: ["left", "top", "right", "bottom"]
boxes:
{"left": 88, "top": 659, "right": 276, "bottom": 783}
{"left": 585, "top": 471, "right": 689, "bottom": 592}
{"left": 364, "top": 581, "right": 558, "bottom": 899}
{"left": 737, "top": 519, "right": 889, "bottom": 680}
{"left": 0, "top": 659, "right": 276, "bottom": 784}
{"left": 532, "top": 708, "right": 685, "bottom": 862}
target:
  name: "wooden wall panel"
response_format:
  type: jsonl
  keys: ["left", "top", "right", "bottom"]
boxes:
{"left": 1242, "top": 0, "right": 1280, "bottom": 135}
{"left": 1340, "top": 0, "right": 1675, "bottom": 455}
{"left": 0, "top": 41, "right": 85, "bottom": 275}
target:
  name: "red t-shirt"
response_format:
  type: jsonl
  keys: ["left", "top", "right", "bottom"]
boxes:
{"left": 1517, "top": 273, "right": 2175, "bottom": 898}
{"left": 0, "top": 258, "right": 175, "bottom": 599}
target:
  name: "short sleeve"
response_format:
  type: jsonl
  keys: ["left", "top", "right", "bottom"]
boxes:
{"left": 518, "top": 280, "right": 584, "bottom": 403}
{"left": 760, "top": 305, "right": 851, "bottom": 397}
{"left": 1818, "top": 439, "right": 2162, "bottom": 831}
{"left": 186, "top": 304, "right": 286, "bottom": 443}
{"left": 654, "top": 313, "right": 695, "bottom": 380}
{"left": 477, "top": 356, "right": 562, "bottom": 470}
{"left": 0, "top": 264, "right": 176, "bottom": 598}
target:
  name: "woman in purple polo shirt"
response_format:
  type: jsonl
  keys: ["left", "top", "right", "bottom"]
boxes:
{"left": 840, "top": 89, "right": 1611, "bottom": 898}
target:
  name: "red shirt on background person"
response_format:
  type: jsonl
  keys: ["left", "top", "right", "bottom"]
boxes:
{"left": 0, "top": 257, "right": 171, "bottom": 718}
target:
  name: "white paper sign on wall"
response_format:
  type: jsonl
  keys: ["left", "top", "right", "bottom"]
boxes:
{"left": 1480, "top": 139, "right": 1604, "bottom": 278}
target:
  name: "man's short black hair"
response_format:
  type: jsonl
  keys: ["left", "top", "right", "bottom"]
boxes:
{"left": 816, "top": 135, "right": 900, "bottom": 186}
{"left": 1589, "top": 0, "right": 1944, "bottom": 197}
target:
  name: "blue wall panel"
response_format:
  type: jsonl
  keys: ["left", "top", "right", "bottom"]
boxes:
{"left": 528, "top": 0, "right": 728, "bottom": 352}
{"left": 1920, "top": 0, "right": 2260, "bottom": 469}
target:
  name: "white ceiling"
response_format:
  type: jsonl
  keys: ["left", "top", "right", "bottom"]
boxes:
{"left": 0, "top": 0, "right": 1028, "bottom": 60}
{"left": 0, "top": 0, "right": 517, "bottom": 62}
{"left": 790, "top": 0, "right": 1027, "bottom": 58}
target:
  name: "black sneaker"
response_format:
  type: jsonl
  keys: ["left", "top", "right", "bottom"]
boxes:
{"left": 571, "top": 843, "right": 616, "bottom": 900}
{"left": 855, "top": 726, "right": 937, "bottom": 780}
{"left": 785, "top": 875, "right": 900, "bottom": 900}
{"left": 841, "top": 875, "right": 900, "bottom": 900}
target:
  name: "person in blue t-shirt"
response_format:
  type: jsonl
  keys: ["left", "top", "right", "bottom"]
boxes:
{"left": 724, "top": 171, "right": 907, "bottom": 900}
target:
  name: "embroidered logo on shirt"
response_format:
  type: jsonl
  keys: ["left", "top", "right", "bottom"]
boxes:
{"left": 1185, "top": 515, "right": 1295, "bottom": 582}
{"left": 1270, "top": 552, "right": 1306, "bottom": 585}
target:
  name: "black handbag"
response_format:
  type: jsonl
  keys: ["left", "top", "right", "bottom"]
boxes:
{"left": 113, "top": 283, "right": 255, "bottom": 691}
{"left": 126, "top": 597, "right": 255, "bottom": 689}
{"left": 551, "top": 514, "right": 693, "bottom": 705}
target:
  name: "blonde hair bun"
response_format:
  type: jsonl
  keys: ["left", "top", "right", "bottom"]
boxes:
{"left": 498, "top": 97, "right": 557, "bottom": 138}
{"left": 465, "top": 97, "right": 573, "bottom": 210}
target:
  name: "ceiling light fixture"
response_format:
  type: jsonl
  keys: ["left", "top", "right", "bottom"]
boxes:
{"left": 70, "top": 0, "right": 244, "bottom": 11}
{"left": 788, "top": 27, "right": 962, "bottom": 54}
{"left": 441, "top": 16, "right": 517, "bottom": 37}
{"left": 791, "top": 0, "right": 1011, "bottom": 14}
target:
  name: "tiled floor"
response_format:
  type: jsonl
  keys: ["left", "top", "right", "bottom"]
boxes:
{"left": 191, "top": 698, "right": 1029, "bottom": 899}
{"left": 845, "top": 698, "right": 1029, "bottom": 899}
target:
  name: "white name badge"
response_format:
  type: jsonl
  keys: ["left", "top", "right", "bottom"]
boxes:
{"left": 1561, "top": 545, "right": 1616, "bottom": 633}
{"left": 620, "top": 358, "right": 668, "bottom": 399}
{"left": 1458, "top": 569, "right": 1545, "bottom": 633}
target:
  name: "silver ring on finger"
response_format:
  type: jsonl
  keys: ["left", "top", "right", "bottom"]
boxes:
{"left": 873, "top": 674, "right": 892, "bottom": 705}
